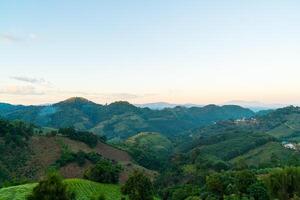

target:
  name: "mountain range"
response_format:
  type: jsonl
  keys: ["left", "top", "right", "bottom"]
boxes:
{"left": 0, "top": 97, "right": 255, "bottom": 140}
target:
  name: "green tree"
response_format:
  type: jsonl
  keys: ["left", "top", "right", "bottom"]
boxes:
{"left": 235, "top": 170, "right": 257, "bottom": 194}
{"left": 90, "top": 193, "right": 106, "bottom": 200}
{"left": 265, "top": 167, "right": 300, "bottom": 200}
{"left": 185, "top": 197, "right": 201, "bottom": 200}
{"left": 247, "top": 182, "right": 269, "bottom": 200}
{"left": 121, "top": 170, "right": 154, "bottom": 200}
{"left": 270, "top": 153, "right": 280, "bottom": 167}
{"left": 84, "top": 160, "right": 121, "bottom": 184}
{"left": 27, "top": 173, "right": 75, "bottom": 200}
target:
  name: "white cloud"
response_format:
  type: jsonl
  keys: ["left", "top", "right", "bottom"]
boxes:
{"left": 0, "top": 33, "right": 38, "bottom": 43}
{"left": 11, "top": 76, "right": 51, "bottom": 86}
{"left": 0, "top": 85, "right": 44, "bottom": 95}
{"left": 0, "top": 34, "right": 21, "bottom": 43}
{"left": 11, "top": 76, "right": 44, "bottom": 84}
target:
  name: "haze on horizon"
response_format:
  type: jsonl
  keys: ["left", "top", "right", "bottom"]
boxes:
{"left": 1, "top": 0, "right": 300, "bottom": 106}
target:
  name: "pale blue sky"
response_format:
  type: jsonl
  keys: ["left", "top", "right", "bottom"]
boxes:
{"left": 1, "top": 0, "right": 300, "bottom": 105}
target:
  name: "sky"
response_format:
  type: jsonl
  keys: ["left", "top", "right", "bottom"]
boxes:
{"left": 1, "top": 0, "right": 300, "bottom": 105}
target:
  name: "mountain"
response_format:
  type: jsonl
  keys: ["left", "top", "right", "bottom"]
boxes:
{"left": 223, "top": 100, "right": 286, "bottom": 112}
{"left": 122, "top": 132, "right": 174, "bottom": 170}
{"left": 1, "top": 102, "right": 300, "bottom": 200}
{"left": 172, "top": 106, "right": 300, "bottom": 173}
{"left": 0, "top": 97, "right": 255, "bottom": 140}
{"left": 135, "top": 102, "right": 202, "bottom": 110}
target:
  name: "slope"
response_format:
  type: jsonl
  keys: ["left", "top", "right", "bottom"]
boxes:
{"left": 0, "top": 179, "right": 122, "bottom": 200}
{"left": 0, "top": 97, "right": 255, "bottom": 140}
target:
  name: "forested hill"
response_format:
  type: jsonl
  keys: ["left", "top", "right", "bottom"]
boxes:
{"left": 0, "top": 119, "right": 155, "bottom": 187}
{"left": 171, "top": 106, "right": 300, "bottom": 174}
{"left": 0, "top": 97, "right": 254, "bottom": 140}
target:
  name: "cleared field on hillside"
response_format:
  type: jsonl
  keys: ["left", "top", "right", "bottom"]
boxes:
{"left": 230, "top": 142, "right": 295, "bottom": 166}
{"left": 0, "top": 179, "right": 122, "bottom": 200}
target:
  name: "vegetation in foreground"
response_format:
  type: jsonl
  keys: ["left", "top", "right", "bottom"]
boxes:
{"left": 0, "top": 178, "right": 123, "bottom": 200}
{"left": 1, "top": 105, "right": 300, "bottom": 199}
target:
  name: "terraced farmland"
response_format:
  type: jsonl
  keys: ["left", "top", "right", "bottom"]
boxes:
{"left": 0, "top": 179, "right": 123, "bottom": 200}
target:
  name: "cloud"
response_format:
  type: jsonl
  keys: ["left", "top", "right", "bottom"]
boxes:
{"left": 11, "top": 76, "right": 51, "bottom": 86}
{"left": 49, "top": 90, "right": 157, "bottom": 101}
{"left": 0, "top": 85, "right": 44, "bottom": 95}
{"left": 0, "top": 34, "right": 22, "bottom": 43}
{"left": 1, "top": 33, "right": 38, "bottom": 43}
{"left": 28, "top": 33, "right": 37, "bottom": 40}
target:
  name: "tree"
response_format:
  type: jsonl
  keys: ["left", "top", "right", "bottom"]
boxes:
{"left": 27, "top": 173, "right": 75, "bottom": 200}
{"left": 90, "top": 194, "right": 106, "bottom": 200}
{"left": 235, "top": 170, "right": 257, "bottom": 194}
{"left": 84, "top": 160, "right": 121, "bottom": 184}
{"left": 247, "top": 182, "right": 269, "bottom": 200}
{"left": 265, "top": 167, "right": 300, "bottom": 200}
{"left": 121, "top": 170, "right": 154, "bottom": 200}
{"left": 270, "top": 153, "right": 280, "bottom": 167}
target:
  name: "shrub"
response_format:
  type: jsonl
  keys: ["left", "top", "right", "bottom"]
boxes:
{"left": 27, "top": 173, "right": 75, "bottom": 200}
{"left": 121, "top": 170, "right": 154, "bottom": 200}
{"left": 84, "top": 160, "right": 121, "bottom": 184}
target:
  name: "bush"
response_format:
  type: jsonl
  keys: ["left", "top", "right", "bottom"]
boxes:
{"left": 27, "top": 173, "right": 75, "bottom": 200}
{"left": 59, "top": 127, "right": 98, "bottom": 148}
{"left": 90, "top": 193, "right": 106, "bottom": 200}
{"left": 84, "top": 160, "right": 121, "bottom": 184}
{"left": 265, "top": 167, "right": 300, "bottom": 200}
{"left": 121, "top": 170, "right": 154, "bottom": 200}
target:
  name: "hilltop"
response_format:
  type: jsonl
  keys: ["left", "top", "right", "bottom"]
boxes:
{"left": 0, "top": 97, "right": 255, "bottom": 140}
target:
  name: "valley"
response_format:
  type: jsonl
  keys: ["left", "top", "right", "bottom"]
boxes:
{"left": 1, "top": 98, "right": 300, "bottom": 200}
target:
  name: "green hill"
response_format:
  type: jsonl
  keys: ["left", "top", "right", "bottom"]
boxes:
{"left": 0, "top": 119, "right": 156, "bottom": 186}
{"left": 0, "top": 179, "right": 122, "bottom": 200}
{"left": 124, "top": 132, "right": 174, "bottom": 170}
{"left": 175, "top": 116, "right": 300, "bottom": 172}
{"left": 0, "top": 97, "right": 255, "bottom": 140}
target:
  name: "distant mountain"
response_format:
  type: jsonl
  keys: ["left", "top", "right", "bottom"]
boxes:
{"left": 223, "top": 100, "right": 286, "bottom": 112}
{"left": 136, "top": 100, "right": 287, "bottom": 111}
{"left": 0, "top": 97, "right": 254, "bottom": 140}
{"left": 135, "top": 102, "right": 202, "bottom": 110}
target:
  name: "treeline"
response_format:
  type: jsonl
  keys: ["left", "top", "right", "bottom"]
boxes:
{"left": 24, "top": 167, "right": 300, "bottom": 200}
{"left": 0, "top": 119, "right": 34, "bottom": 186}
{"left": 57, "top": 127, "right": 105, "bottom": 148}
{"left": 159, "top": 167, "right": 300, "bottom": 200}
{"left": 0, "top": 119, "right": 34, "bottom": 146}
{"left": 27, "top": 170, "right": 155, "bottom": 200}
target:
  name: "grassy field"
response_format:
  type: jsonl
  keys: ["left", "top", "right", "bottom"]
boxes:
{"left": 230, "top": 142, "right": 295, "bottom": 166}
{"left": 0, "top": 179, "right": 123, "bottom": 200}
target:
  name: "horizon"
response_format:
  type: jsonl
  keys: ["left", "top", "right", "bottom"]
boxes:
{"left": 0, "top": 96, "right": 291, "bottom": 110}
{"left": 1, "top": 1, "right": 300, "bottom": 105}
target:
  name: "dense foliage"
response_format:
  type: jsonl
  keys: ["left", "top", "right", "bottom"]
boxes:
{"left": 265, "top": 167, "right": 300, "bottom": 200}
{"left": 1, "top": 104, "right": 300, "bottom": 200}
{"left": 124, "top": 132, "right": 174, "bottom": 170}
{"left": 0, "top": 97, "right": 255, "bottom": 140}
{"left": 58, "top": 127, "right": 99, "bottom": 148}
{"left": 54, "top": 145, "right": 104, "bottom": 168}
{"left": 0, "top": 119, "right": 34, "bottom": 186}
{"left": 84, "top": 160, "right": 121, "bottom": 184}
{"left": 27, "top": 173, "right": 75, "bottom": 200}
{"left": 121, "top": 170, "right": 154, "bottom": 200}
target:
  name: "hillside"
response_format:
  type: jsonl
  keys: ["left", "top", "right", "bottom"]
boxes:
{"left": 123, "top": 132, "right": 174, "bottom": 170}
{"left": 0, "top": 97, "right": 255, "bottom": 140}
{"left": 0, "top": 119, "right": 155, "bottom": 186}
{"left": 0, "top": 179, "right": 123, "bottom": 200}
{"left": 170, "top": 107, "right": 300, "bottom": 175}
{"left": 256, "top": 106, "right": 300, "bottom": 142}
